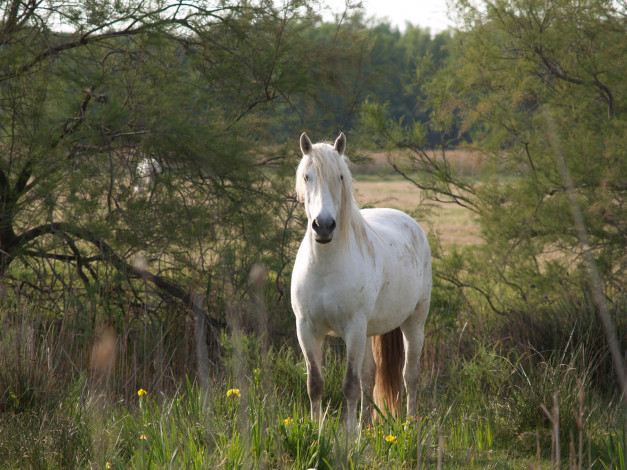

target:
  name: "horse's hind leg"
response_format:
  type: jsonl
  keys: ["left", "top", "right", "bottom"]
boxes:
{"left": 400, "top": 300, "right": 430, "bottom": 418}
{"left": 296, "top": 321, "right": 325, "bottom": 421}
{"left": 360, "top": 337, "right": 376, "bottom": 425}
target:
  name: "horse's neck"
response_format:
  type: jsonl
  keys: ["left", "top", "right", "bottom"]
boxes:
{"left": 346, "top": 202, "right": 372, "bottom": 253}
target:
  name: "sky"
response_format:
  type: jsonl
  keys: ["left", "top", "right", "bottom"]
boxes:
{"left": 322, "top": 0, "right": 455, "bottom": 33}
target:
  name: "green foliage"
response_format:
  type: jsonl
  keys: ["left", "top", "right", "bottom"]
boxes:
{"left": 362, "top": 23, "right": 454, "bottom": 146}
{"left": 359, "top": 0, "right": 627, "bottom": 398}
{"left": 0, "top": 0, "right": 378, "bottom": 395}
{"left": 600, "top": 425, "right": 626, "bottom": 470}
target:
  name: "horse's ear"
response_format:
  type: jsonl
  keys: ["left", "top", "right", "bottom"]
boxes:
{"left": 334, "top": 132, "right": 346, "bottom": 155}
{"left": 300, "top": 132, "right": 313, "bottom": 155}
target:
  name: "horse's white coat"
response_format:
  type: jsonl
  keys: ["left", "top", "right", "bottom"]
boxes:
{"left": 291, "top": 133, "right": 432, "bottom": 429}
{"left": 134, "top": 157, "right": 162, "bottom": 194}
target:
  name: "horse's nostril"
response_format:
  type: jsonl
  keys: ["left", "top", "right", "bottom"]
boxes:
{"left": 312, "top": 219, "right": 319, "bottom": 232}
{"left": 330, "top": 220, "right": 336, "bottom": 230}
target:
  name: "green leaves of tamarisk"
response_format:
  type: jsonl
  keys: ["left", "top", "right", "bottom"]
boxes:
{"left": 360, "top": 0, "right": 627, "bottom": 326}
{"left": 0, "top": 0, "right": 369, "bottom": 388}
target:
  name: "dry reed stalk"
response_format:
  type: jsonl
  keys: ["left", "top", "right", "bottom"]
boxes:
{"left": 540, "top": 392, "right": 560, "bottom": 470}
{"left": 554, "top": 393, "right": 561, "bottom": 470}
{"left": 575, "top": 379, "right": 584, "bottom": 470}
{"left": 437, "top": 427, "right": 443, "bottom": 470}
{"left": 193, "top": 293, "right": 209, "bottom": 389}
{"left": 545, "top": 108, "right": 627, "bottom": 405}
{"left": 90, "top": 323, "right": 116, "bottom": 392}
{"left": 416, "top": 417, "right": 423, "bottom": 470}
{"left": 537, "top": 429, "right": 541, "bottom": 470}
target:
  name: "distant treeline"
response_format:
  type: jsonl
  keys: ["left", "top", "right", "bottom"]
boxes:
{"left": 303, "top": 20, "right": 453, "bottom": 145}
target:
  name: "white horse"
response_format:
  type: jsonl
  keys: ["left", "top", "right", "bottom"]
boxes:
{"left": 291, "top": 132, "right": 432, "bottom": 429}
{"left": 133, "top": 157, "right": 162, "bottom": 194}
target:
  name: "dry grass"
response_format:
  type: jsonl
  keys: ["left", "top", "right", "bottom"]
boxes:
{"left": 353, "top": 178, "right": 482, "bottom": 248}
{"left": 355, "top": 149, "right": 486, "bottom": 178}
{"left": 349, "top": 149, "right": 483, "bottom": 249}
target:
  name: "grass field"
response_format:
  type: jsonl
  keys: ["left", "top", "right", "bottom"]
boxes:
{"left": 351, "top": 150, "right": 483, "bottom": 249}
{"left": 353, "top": 176, "right": 482, "bottom": 248}
{"left": 1, "top": 332, "right": 621, "bottom": 469}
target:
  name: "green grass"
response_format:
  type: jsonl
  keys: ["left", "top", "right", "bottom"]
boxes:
{"left": 0, "top": 337, "right": 623, "bottom": 469}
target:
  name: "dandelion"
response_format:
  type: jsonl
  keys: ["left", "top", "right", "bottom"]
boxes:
{"left": 140, "top": 434, "right": 147, "bottom": 440}
{"left": 283, "top": 417, "right": 293, "bottom": 426}
{"left": 137, "top": 389, "right": 147, "bottom": 397}
{"left": 385, "top": 434, "right": 397, "bottom": 444}
{"left": 226, "top": 388, "right": 241, "bottom": 398}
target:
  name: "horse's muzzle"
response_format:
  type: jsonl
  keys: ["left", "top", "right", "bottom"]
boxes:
{"left": 312, "top": 216, "right": 336, "bottom": 243}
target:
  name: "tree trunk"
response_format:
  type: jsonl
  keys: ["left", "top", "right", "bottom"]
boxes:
{"left": 0, "top": 224, "right": 18, "bottom": 278}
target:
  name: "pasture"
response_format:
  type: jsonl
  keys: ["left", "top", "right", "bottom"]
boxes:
{"left": 354, "top": 177, "right": 481, "bottom": 248}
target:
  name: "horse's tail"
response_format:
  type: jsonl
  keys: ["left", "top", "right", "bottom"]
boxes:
{"left": 372, "top": 327, "right": 404, "bottom": 418}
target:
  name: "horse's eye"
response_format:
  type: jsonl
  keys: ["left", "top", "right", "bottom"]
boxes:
{"left": 304, "top": 175, "right": 309, "bottom": 182}
{"left": 340, "top": 175, "right": 344, "bottom": 181}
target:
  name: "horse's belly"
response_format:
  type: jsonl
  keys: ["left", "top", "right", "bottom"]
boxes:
{"left": 366, "top": 275, "right": 423, "bottom": 336}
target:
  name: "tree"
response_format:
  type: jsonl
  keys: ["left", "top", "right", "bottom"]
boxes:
{"left": 360, "top": 0, "right": 627, "bottom": 320}
{"left": 356, "top": 23, "right": 453, "bottom": 145}
{"left": 0, "top": 0, "right": 369, "bottom": 388}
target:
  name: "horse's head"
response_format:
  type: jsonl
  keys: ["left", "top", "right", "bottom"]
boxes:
{"left": 296, "top": 132, "right": 349, "bottom": 245}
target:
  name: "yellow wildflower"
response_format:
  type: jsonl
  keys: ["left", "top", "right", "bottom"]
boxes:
{"left": 385, "top": 434, "right": 397, "bottom": 443}
{"left": 140, "top": 434, "right": 147, "bottom": 440}
{"left": 105, "top": 463, "right": 111, "bottom": 469}
{"left": 137, "top": 389, "right": 147, "bottom": 397}
{"left": 283, "top": 417, "right": 293, "bottom": 426}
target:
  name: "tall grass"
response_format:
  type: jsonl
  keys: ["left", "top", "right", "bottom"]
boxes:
{"left": 0, "top": 317, "right": 623, "bottom": 468}
{"left": 1, "top": 274, "right": 624, "bottom": 468}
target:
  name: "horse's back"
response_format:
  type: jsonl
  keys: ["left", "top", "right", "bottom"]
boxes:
{"left": 362, "top": 208, "right": 430, "bottom": 262}
{"left": 362, "top": 208, "right": 431, "bottom": 326}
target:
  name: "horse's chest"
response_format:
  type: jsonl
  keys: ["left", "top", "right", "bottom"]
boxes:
{"left": 293, "top": 268, "right": 374, "bottom": 327}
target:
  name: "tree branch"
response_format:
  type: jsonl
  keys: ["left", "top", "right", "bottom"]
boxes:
{"left": 17, "top": 222, "right": 224, "bottom": 330}
{"left": 533, "top": 45, "right": 615, "bottom": 118}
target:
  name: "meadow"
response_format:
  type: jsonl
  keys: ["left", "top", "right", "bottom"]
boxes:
{"left": 1, "top": 314, "right": 622, "bottom": 469}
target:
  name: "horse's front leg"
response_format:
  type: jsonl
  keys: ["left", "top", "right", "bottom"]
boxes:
{"left": 343, "top": 322, "right": 368, "bottom": 432}
{"left": 296, "top": 320, "right": 325, "bottom": 421}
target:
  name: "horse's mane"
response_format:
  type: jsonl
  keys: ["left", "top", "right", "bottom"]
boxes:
{"left": 295, "top": 143, "right": 372, "bottom": 255}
